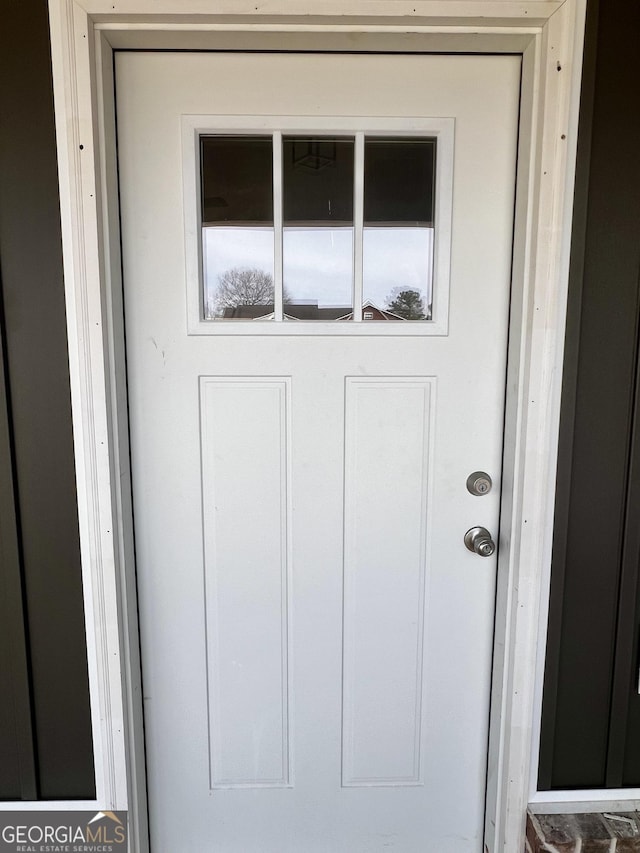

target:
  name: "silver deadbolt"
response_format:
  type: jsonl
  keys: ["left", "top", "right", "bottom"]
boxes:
{"left": 466, "top": 471, "right": 492, "bottom": 496}
{"left": 464, "top": 526, "right": 496, "bottom": 558}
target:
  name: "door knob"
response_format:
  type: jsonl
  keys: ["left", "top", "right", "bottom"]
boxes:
{"left": 464, "top": 526, "right": 496, "bottom": 557}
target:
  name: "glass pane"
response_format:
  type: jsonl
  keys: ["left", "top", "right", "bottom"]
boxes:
{"left": 282, "top": 229, "right": 353, "bottom": 320}
{"left": 203, "top": 228, "right": 274, "bottom": 319}
{"left": 283, "top": 137, "right": 354, "bottom": 320}
{"left": 363, "top": 138, "right": 435, "bottom": 321}
{"left": 200, "top": 136, "right": 274, "bottom": 320}
{"left": 363, "top": 228, "right": 433, "bottom": 321}
{"left": 201, "top": 136, "right": 273, "bottom": 224}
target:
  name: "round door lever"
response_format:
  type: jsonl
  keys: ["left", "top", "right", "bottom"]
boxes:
{"left": 464, "top": 526, "right": 496, "bottom": 557}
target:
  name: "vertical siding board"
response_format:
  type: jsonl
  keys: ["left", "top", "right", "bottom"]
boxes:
{"left": 601, "top": 0, "right": 640, "bottom": 786}
{"left": 0, "top": 310, "right": 38, "bottom": 800}
{"left": 615, "top": 337, "right": 640, "bottom": 785}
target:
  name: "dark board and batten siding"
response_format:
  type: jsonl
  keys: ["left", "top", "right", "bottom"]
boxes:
{"left": 539, "top": 0, "right": 640, "bottom": 789}
{"left": 0, "top": 0, "right": 95, "bottom": 799}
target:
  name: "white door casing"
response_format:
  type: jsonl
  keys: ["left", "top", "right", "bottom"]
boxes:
{"left": 117, "top": 51, "right": 519, "bottom": 852}
{"left": 45, "top": 4, "right": 587, "bottom": 852}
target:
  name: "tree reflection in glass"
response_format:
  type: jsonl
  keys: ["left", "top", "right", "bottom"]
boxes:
{"left": 363, "top": 138, "right": 435, "bottom": 320}
{"left": 201, "top": 136, "right": 274, "bottom": 320}
{"left": 199, "top": 133, "right": 437, "bottom": 322}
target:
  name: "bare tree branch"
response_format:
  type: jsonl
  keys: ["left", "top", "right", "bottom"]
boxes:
{"left": 212, "top": 267, "right": 275, "bottom": 315}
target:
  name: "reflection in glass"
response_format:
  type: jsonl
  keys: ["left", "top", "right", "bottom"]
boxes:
{"left": 283, "top": 229, "right": 353, "bottom": 320}
{"left": 199, "top": 133, "right": 439, "bottom": 323}
{"left": 282, "top": 136, "right": 354, "bottom": 320}
{"left": 363, "top": 138, "right": 436, "bottom": 320}
{"left": 363, "top": 228, "right": 433, "bottom": 320}
{"left": 200, "top": 136, "right": 274, "bottom": 320}
{"left": 202, "top": 228, "right": 274, "bottom": 319}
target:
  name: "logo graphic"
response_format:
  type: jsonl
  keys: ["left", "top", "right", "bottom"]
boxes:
{"left": 0, "top": 810, "right": 127, "bottom": 852}
{"left": 87, "top": 812, "right": 123, "bottom": 827}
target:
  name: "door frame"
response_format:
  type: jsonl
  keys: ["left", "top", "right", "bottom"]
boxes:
{"left": 46, "top": 2, "right": 586, "bottom": 851}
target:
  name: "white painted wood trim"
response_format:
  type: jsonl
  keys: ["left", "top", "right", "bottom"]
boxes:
{"left": 47, "top": 0, "right": 128, "bottom": 811}
{"left": 353, "top": 132, "right": 365, "bottom": 323}
{"left": 0, "top": 802, "right": 100, "bottom": 812}
{"left": 45, "top": 2, "right": 587, "bottom": 852}
{"left": 530, "top": 790, "right": 640, "bottom": 814}
{"left": 486, "top": 3, "right": 588, "bottom": 848}
{"left": 273, "top": 131, "right": 284, "bottom": 321}
{"left": 93, "top": 31, "right": 150, "bottom": 853}
{"left": 527, "top": 0, "right": 591, "bottom": 807}
{"left": 59, "top": 0, "right": 568, "bottom": 24}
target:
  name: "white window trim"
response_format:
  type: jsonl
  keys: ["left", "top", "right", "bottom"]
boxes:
{"left": 44, "top": 3, "right": 588, "bottom": 852}
{"left": 183, "top": 116, "right": 452, "bottom": 335}
{"left": 0, "top": 801, "right": 101, "bottom": 812}
{"left": 529, "top": 789, "right": 640, "bottom": 815}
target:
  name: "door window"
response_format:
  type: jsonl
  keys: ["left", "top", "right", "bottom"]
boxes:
{"left": 183, "top": 117, "right": 453, "bottom": 334}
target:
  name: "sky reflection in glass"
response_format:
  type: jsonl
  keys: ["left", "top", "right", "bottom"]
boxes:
{"left": 363, "top": 227, "right": 433, "bottom": 319}
{"left": 283, "top": 228, "right": 353, "bottom": 315}
{"left": 203, "top": 227, "right": 274, "bottom": 319}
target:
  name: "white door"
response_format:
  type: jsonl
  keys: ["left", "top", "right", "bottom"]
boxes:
{"left": 117, "top": 52, "right": 520, "bottom": 852}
